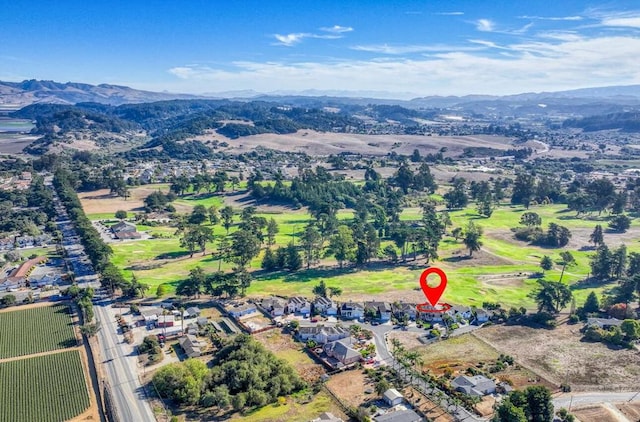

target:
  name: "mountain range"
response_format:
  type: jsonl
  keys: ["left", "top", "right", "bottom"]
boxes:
{"left": 2, "top": 79, "right": 640, "bottom": 117}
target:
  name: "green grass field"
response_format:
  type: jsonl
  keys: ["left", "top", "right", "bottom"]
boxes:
{"left": 234, "top": 390, "right": 342, "bottom": 422}
{"left": 0, "top": 350, "right": 90, "bottom": 422}
{"left": 101, "top": 192, "right": 634, "bottom": 309}
{"left": 0, "top": 305, "right": 76, "bottom": 359}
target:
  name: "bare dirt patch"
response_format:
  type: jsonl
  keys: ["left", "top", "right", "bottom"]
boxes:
{"left": 325, "top": 369, "right": 372, "bottom": 408}
{"left": 617, "top": 402, "right": 640, "bottom": 421}
{"left": 573, "top": 405, "right": 620, "bottom": 422}
{"left": 403, "top": 386, "right": 453, "bottom": 422}
{"left": 254, "top": 329, "right": 326, "bottom": 383}
{"left": 474, "top": 323, "right": 640, "bottom": 391}
{"left": 387, "top": 330, "right": 427, "bottom": 351}
{"left": 79, "top": 184, "right": 191, "bottom": 215}
{"left": 443, "top": 248, "right": 514, "bottom": 268}
{"left": 0, "top": 300, "right": 53, "bottom": 314}
{"left": 219, "top": 130, "right": 515, "bottom": 157}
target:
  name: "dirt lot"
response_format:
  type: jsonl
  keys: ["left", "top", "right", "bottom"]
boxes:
{"left": 474, "top": 323, "right": 640, "bottom": 391}
{"left": 79, "top": 184, "right": 192, "bottom": 215}
{"left": 414, "top": 333, "right": 553, "bottom": 391}
{"left": 617, "top": 402, "right": 640, "bottom": 421}
{"left": 402, "top": 386, "right": 453, "bottom": 422}
{"left": 572, "top": 405, "right": 620, "bottom": 422}
{"left": 325, "top": 369, "right": 373, "bottom": 407}
{"left": 219, "top": 130, "right": 516, "bottom": 157}
{"left": 254, "top": 329, "right": 326, "bottom": 383}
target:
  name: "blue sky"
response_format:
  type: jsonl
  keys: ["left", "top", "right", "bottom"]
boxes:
{"left": 2, "top": 0, "right": 640, "bottom": 98}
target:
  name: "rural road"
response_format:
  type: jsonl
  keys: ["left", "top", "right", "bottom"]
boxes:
{"left": 553, "top": 391, "right": 640, "bottom": 410}
{"left": 95, "top": 301, "right": 156, "bottom": 422}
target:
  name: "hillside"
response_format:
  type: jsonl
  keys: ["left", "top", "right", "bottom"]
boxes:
{"left": 0, "top": 79, "right": 201, "bottom": 108}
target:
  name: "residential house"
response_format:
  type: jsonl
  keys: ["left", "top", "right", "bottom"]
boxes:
{"left": 364, "top": 301, "right": 392, "bottom": 322}
{"left": 183, "top": 306, "right": 201, "bottom": 319}
{"left": 323, "top": 338, "right": 361, "bottom": 366}
{"left": 374, "top": 409, "right": 422, "bottom": 422}
{"left": 382, "top": 388, "right": 404, "bottom": 406}
{"left": 417, "top": 303, "right": 453, "bottom": 323}
{"left": 260, "top": 296, "right": 287, "bottom": 317}
{"left": 0, "top": 237, "right": 13, "bottom": 250}
{"left": 5, "top": 256, "right": 47, "bottom": 287}
{"left": 111, "top": 221, "right": 141, "bottom": 240}
{"left": 450, "top": 305, "right": 472, "bottom": 321}
{"left": 297, "top": 325, "right": 349, "bottom": 344}
{"left": 179, "top": 334, "right": 205, "bottom": 358}
{"left": 156, "top": 315, "right": 175, "bottom": 328}
{"left": 451, "top": 375, "right": 497, "bottom": 397}
{"left": 287, "top": 297, "right": 311, "bottom": 315}
{"left": 473, "top": 309, "right": 490, "bottom": 324}
{"left": 391, "top": 302, "right": 417, "bottom": 321}
{"left": 314, "top": 297, "right": 338, "bottom": 316}
{"left": 340, "top": 302, "right": 365, "bottom": 320}
{"left": 586, "top": 317, "right": 623, "bottom": 330}
{"left": 311, "top": 412, "right": 344, "bottom": 422}
{"left": 140, "top": 307, "right": 162, "bottom": 324}
{"left": 226, "top": 302, "right": 257, "bottom": 319}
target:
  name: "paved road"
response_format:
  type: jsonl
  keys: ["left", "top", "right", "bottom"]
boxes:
{"left": 48, "top": 178, "right": 155, "bottom": 422}
{"left": 95, "top": 301, "right": 156, "bottom": 422}
{"left": 553, "top": 391, "right": 640, "bottom": 410}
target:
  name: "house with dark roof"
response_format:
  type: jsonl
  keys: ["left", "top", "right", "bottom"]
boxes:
{"left": 323, "top": 337, "right": 361, "bottom": 366}
{"left": 314, "top": 296, "right": 338, "bottom": 316}
{"left": 391, "top": 302, "right": 417, "bottom": 321}
{"left": 179, "top": 334, "right": 205, "bottom": 358}
{"left": 374, "top": 409, "right": 422, "bottom": 422}
{"left": 111, "top": 221, "right": 141, "bottom": 240}
{"left": 451, "top": 375, "right": 496, "bottom": 397}
{"left": 340, "top": 302, "right": 365, "bottom": 320}
{"left": 586, "top": 317, "right": 623, "bottom": 330}
{"left": 183, "top": 306, "right": 201, "bottom": 319}
{"left": 365, "top": 301, "right": 392, "bottom": 322}
{"left": 417, "top": 303, "right": 453, "bottom": 322}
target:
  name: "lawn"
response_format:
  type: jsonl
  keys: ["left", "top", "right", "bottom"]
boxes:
{"left": 0, "top": 305, "right": 76, "bottom": 359}
{"left": 0, "top": 350, "right": 90, "bottom": 422}
{"left": 234, "top": 390, "right": 345, "bottom": 422}
{"left": 106, "top": 200, "right": 636, "bottom": 309}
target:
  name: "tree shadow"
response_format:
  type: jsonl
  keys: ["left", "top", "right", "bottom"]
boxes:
{"left": 442, "top": 255, "right": 472, "bottom": 263}
{"left": 155, "top": 251, "right": 191, "bottom": 260}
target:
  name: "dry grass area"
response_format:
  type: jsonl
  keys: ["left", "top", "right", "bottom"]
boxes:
{"left": 387, "top": 330, "right": 427, "bottom": 351}
{"left": 220, "top": 130, "right": 515, "bottom": 156}
{"left": 254, "top": 330, "right": 326, "bottom": 383}
{"left": 414, "top": 333, "right": 552, "bottom": 391}
{"left": 474, "top": 323, "right": 640, "bottom": 391}
{"left": 402, "top": 386, "right": 453, "bottom": 422}
{"left": 617, "top": 403, "right": 640, "bottom": 421}
{"left": 79, "top": 184, "right": 192, "bottom": 215}
{"left": 325, "top": 370, "right": 373, "bottom": 408}
{"left": 572, "top": 405, "right": 620, "bottom": 422}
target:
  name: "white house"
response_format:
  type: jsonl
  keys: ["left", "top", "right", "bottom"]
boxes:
{"left": 314, "top": 297, "right": 338, "bottom": 316}
{"left": 382, "top": 388, "right": 404, "bottom": 406}
{"left": 260, "top": 296, "right": 287, "bottom": 317}
{"left": 288, "top": 297, "right": 311, "bottom": 315}
{"left": 340, "top": 302, "right": 364, "bottom": 319}
{"left": 451, "top": 375, "right": 496, "bottom": 397}
{"left": 297, "top": 325, "right": 349, "bottom": 344}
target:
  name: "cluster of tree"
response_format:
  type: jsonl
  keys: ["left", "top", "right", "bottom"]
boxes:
{"left": 54, "top": 169, "right": 129, "bottom": 293}
{"left": 143, "top": 191, "right": 177, "bottom": 212}
{"left": 261, "top": 243, "right": 302, "bottom": 272}
{"left": 514, "top": 213, "right": 572, "bottom": 247}
{"left": 152, "top": 335, "right": 306, "bottom": 411}
{"left": 0, "top": 176, "right": 56, "bottom": 235}
{"left": 584, "top": 318, "right": 640, "bottom": 347}
{"left": 66, "top": 285, "right": 95, "bottom": 323}
{"left": 462, "top": 146, "right": 533, "bottom": 159}
{"left": 492, "top": 385, "right": 556, "bottom": 422}
{"left": 138, "top": 335, "right": 163, "bottom": 364}
{"left": 176, "top": 266, "right": 253, "bottom": 299}
{"left": 169, "top": 171, "right": 235, "bottom": 197}
{"left": 563, "top": 111, "right": 640, "bottom": 132}
{"left": 510, "top": 173, "right": 563, "bottom": 208}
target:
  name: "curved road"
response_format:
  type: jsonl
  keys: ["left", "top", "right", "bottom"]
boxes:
{"left": 553, "top": 391, "right": 640, "bottom": 410}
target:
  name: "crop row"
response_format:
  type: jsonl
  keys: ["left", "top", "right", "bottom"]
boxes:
{"left": 0, "top": 350, "right": 90, "bottom": 422}
{"left": 0, "top": 304, "right": 76, "bottom": 359}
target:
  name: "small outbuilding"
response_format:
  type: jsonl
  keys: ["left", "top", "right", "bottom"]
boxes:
{"left": 382, "top": 388, "right": 404, "bottom": 406}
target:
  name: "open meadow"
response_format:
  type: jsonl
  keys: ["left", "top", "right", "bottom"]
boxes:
{"left": 77, "top": 182, "right": 639, "bottom": 310}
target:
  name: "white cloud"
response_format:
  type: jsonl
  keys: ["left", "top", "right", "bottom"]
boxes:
{"left": 518, "top": 15, "right": 583, "bottom": 21}
{"left": 475, "top": 19, "right": 495, "bottom": 32}
{"left": 602, "top": 16, "right": 640, "bottom": 28}
{"left": 351, "top": 43, "right": 485, "bottom": 54}
{"left": 273, "top": 33, "right": 310, "bottom": 46}
{"left": 435, "top": 12, "right": 464, "bottom": 16}
{"left": 320, "top": 25, "right": 353, "bottom": 33}
{"left": 166, "top": 34, "right": 640, "bottom": 98}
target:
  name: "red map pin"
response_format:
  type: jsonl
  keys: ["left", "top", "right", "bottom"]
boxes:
{"left": 419, "top": 267, "right": 448, "bottom": 307}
